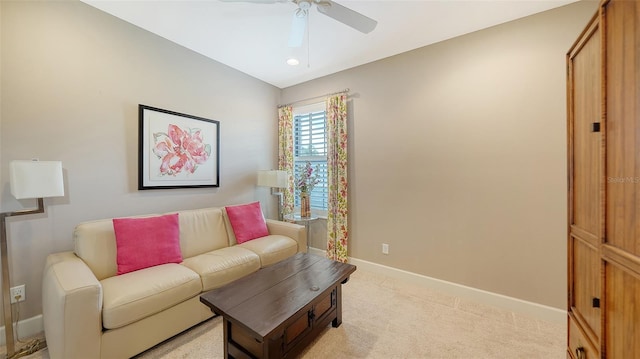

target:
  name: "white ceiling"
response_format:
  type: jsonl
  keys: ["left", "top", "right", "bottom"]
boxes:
{"left": 82, "top": 0, "right": 578, "bottom": 89}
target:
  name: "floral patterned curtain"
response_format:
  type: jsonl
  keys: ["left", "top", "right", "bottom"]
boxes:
{"left": 277, "top": 106, "right": 295, "bottom": 215}
{"left": 326, "top": 93, "right": 348, "bottom": 262}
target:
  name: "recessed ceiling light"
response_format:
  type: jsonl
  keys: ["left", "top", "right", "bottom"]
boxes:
{"left": 286, "top": 58, "right": 300, "bottom": 66}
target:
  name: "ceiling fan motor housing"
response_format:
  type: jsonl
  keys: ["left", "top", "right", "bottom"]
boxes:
{"left": 298, "top": 0, "right": 311, "bottom": 10}
{"left": 295, "top": 0, "right": 311, "bottom": 17}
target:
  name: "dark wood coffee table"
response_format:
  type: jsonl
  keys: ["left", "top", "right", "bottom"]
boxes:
{"left": 200, "top": 253, "right": 356, "bottom": 359}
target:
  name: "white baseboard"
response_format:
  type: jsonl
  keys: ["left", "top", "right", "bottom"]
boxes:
{"left": 0, "top": 314, "right": 44, "bottom": 346}
{"left": 309, "top": 247, "right": 566, "bottom": 324}
{"left": 349, "top": 256, "right": 567, "bottom": 324}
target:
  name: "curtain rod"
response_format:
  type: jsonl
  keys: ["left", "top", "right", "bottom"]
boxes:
{"left": 278, "top": 88, "right": 350, "bottom": 108}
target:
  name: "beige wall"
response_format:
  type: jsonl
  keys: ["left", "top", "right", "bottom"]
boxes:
{"left": 0, "top": 0, "right": 280, "bottom": 320}
{"left": 282, "top": 1, "right": 597, "bottom": 309}
{"left": 0, "top": 0, "right": 598, "bottom": 326}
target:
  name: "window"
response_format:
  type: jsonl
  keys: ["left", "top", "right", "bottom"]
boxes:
{"left": 293, "top": 103, "right": 328, "bottom": 214}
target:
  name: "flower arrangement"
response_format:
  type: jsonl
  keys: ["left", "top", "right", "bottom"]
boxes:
{"left": 295, "top": 161, "right": 320, "bottom": 194}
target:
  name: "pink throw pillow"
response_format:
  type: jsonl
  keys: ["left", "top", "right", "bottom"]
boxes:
{"left": 225, "top": 202, "right": 269, "bottom": 244}
{"left": 113, "top": 213, "right": 182, "bottom": 275}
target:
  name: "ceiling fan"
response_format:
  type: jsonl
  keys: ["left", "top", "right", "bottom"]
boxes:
{"left": 221, "top": 0, "right": 377, "bottom": 47}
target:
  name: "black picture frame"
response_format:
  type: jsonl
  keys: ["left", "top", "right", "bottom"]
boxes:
{"left": 138, "top": 104, "right": 220, "bottom": 189}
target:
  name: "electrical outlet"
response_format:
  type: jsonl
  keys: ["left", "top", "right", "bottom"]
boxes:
{"left": 10, "top": 285, "right": 25, "bottom": 303}
{"left": 382, "top": 243, "right": 389, "bottom": 255}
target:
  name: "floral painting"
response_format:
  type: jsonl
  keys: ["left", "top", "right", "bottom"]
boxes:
{"left": 152, "top": 124, "right": 211, "bottom": 176}
{"left": 139, "top": 105, "right": 219, "bottom": 189}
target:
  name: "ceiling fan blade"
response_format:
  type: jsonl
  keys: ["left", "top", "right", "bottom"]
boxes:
{"left": 317, "top": 1, "right": 377, "bottom": 34}
{"left": 288, "top": 12, "right": 307, "bottom": 47}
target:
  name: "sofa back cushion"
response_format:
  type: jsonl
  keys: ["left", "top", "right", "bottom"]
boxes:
{"left": 74, "top": 207, "right": 229, "bottom": 280}
{"left": 177, "top": 207, "right": 229, "bottom": 258}
{"left": 75, "top": 218, "right": 132, "bottom": 280}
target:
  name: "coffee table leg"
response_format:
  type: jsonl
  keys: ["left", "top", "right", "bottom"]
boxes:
{"left": 332, "top": 284, "right": 343, "bottom": 328}
{"left": 223, "top": 318, "right": 230, "bottom": 358}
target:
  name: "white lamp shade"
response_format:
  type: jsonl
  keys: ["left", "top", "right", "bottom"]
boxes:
{"left": 9, "top": 160, "right": 65, "bottom": 199}
{"left": 257, "top": 170, "right": 288, "bottom": 188}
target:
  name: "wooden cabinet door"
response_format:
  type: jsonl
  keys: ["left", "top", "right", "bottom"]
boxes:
{"left": 567, "top": 14, "right": 602, "bottom": 348}
{"left": 603, "top": 0, "right": 640, "bottom": 357}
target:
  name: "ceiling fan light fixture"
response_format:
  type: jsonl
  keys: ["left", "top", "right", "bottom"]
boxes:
{"left": 286, "top": 57, "right": 300, "bottom": 66}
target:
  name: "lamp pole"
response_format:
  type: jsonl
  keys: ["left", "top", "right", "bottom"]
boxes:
{"left": 1, "top": 198, "right": 44, "bottom": 359}
{"left": 272, "top": 188, "right": 284, "bottom": 221}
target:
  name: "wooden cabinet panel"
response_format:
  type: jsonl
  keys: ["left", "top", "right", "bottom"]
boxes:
{"left": 569, "top": 21, "right": 601, "bottom": 237}
{"left": 605, "top": 262, "right": 640, "bottom": 359}
{"left": 569, "top": 316, "right": 599, "bottom": 359}
{"left": 230, "top": 322, "right": 262, "bottom": 358}
{"left": 570, "top": 235, "right": 601, "bottom": 342}
{"left": 314, "top": 289, "right": 333, "bottom": 320}
{"left": 605, "top": 0, "right": 640, "bottom": 258}
{"left": 284, "top": 311, "right": 311, "bottom": 345}
{"left": 283, "top": 288, "right": 336, "bottom": 353}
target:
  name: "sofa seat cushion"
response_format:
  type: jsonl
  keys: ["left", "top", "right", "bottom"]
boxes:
{"left": 101, "top": 263, "right": 201, "bottom": 330}
{"left": 238, "top": 235, "right": 298, "bottom": 267}
{"left": 181, "top": 246, "right": 261, "bottom": 291}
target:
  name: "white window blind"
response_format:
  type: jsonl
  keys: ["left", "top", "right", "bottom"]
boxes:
{"left": 293, "top": 103, "right": 328, "bottom": 212}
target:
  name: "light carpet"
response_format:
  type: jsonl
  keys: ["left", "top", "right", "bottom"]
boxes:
{"left": 12, "top": 268, "right": 565, "bottom": 358}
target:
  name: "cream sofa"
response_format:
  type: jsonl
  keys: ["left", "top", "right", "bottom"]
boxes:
{"left": 42, "top": 206, "right": 306, "bottom": 359}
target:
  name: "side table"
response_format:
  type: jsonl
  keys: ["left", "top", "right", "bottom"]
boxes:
{"left": 284, "top": 214, "right": 318, "bottom": 252}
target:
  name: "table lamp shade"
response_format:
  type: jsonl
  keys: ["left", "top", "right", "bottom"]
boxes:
{"left": 257, "top": 170, "right": 288, "bottom": 188}
{"left": 9, "top": 160, "right": 65, "bottom": 199}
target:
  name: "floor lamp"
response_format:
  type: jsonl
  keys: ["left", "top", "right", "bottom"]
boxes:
{"left": 257, "top": 170, "right": 288, "bottom": 221}
{"left": 1, "top": 160, "right": 64, "bottom": 359}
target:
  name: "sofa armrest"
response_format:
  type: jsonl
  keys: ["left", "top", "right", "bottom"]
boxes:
{"left": 266, "top": 219, "right": 307, "bottom": 253}
{"left": 43, "top": 251, "right": 103, "bottom": 359}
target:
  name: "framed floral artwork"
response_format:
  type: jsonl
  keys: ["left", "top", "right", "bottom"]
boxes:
{"left": 138, "top": 105, "right": 220, "bottom": 189}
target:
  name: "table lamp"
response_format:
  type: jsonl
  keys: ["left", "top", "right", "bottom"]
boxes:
{"left": 257, "top": 170, "right": 288, "bottom": 221}
{"left": 1, "top": 160, "right": 64, "bottom": 358}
